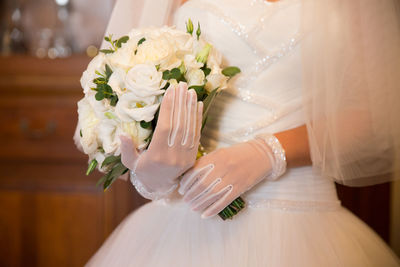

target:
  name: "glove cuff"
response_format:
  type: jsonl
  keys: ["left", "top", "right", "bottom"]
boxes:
{"left": 130, "top": 170, "right": 178, "bottom": 200}
{"left": 256, "top": 133, "right": 287, "bottom": 181}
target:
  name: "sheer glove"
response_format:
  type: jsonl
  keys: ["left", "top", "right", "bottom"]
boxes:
{"left": 179, "top": 135, "right": 285, "bottom": 218}
{"left": 120, "top": 82, "right": 203, "bottom": 200}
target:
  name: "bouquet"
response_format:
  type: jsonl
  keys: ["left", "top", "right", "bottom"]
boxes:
{"left": 75, "top": 20, "right": 242, "bottom": 220}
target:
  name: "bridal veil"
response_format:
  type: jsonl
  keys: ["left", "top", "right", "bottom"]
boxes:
{"left": 301, "top": 0, "right": 400, "bottom": 186}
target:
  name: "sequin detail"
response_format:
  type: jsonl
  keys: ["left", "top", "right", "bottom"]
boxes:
{"left": 248, "top": 199, "right": 341, "bottom": 212}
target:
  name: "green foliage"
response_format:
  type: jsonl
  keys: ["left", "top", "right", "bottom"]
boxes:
{"left": 201, "top": 65, "right": 211, "bottom": 77}
{"left": 140, "top": 120, "right": 152, "bottom": 129}
{"left": 101, "top": 35, "right": 130, "bottom": 54}
{"left": 189, "top": 85, "right": 207, "bottom": 101}
{"left": 135, "top": 38, "right": 146, "bottom": 55}
{"left": 162, "top": 68, "right": 186, "bottom": 82}
{"left": 201, "top": 88, "right": 218, "bottom": 129}
{"left": 222, "top": 66, "right": 241, "bottom": 78}
{"left": 137, "top": 37, "right": 146, "bottom": 46}
{"left": 92, "top": 64, "right": 119, "bottom": 106}
{"left": 92, "top": 155, "right": 129, "bottom": 191}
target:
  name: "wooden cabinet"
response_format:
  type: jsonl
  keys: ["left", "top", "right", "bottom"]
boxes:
{"left": 0, "top": 55, "right": 147, "bottom": 267}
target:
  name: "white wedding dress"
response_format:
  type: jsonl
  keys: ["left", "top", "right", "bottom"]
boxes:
{"left": 87, "top": 0, "right": 400, "bottom": 266}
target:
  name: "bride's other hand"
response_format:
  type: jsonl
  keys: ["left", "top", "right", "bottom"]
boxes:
{"left": 120, "top": 82, "right": 203, "bottom": 196}
{"left": 179, "top": 139, "right": 274, "bottom": 218}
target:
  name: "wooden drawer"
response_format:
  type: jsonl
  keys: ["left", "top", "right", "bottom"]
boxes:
{"left": 0, "top": 55, "right": 89, "bottom": 162}
{"left": 0, "top": 94, "right": 85, "bottom": 161}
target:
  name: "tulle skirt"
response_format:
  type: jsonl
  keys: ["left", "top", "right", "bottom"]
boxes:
{"left": 86, "top": 198, "right": 399, "bottom": 267}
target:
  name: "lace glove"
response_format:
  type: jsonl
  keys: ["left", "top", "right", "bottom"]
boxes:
{"left": 120, "top": 82, "right": 203, "bottom": 200}
{"left": 179, "top": 134, "right": 286, "bottom": 218}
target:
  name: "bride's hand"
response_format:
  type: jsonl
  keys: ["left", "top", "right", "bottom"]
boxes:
{"left": 120, "top": 82, "right": 203, "bottom": 197}
{"left": 179, "top": 139, "right": 274, "bottom": 218}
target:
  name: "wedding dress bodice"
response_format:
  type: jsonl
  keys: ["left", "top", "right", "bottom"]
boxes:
{"left": 173, "top": 0, "right": 340, "bottom": 208}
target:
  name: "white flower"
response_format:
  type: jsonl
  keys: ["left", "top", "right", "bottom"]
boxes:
{"left": 106, "top": 38, "right": 137, "bottom": 71}
{"left": 207, "top": 45, "right": 223, "bottom": 70}
{"left": 80, "top": 53, "right": 106, "bottom": 94}
{"left": 116, "top": 92, "right": 160, "bottom": 122}
{"left": 205, "top": 72, "right": 228, "bottom": 92}
{"left": 108, "top": 67, "right": 127, "bottom": 96}
{"left": 86, "top": 90, "right": 112, "bottom": 120}
{"left": 133, "top": 34, "right": 181, "bottom": 70}
{"left": 121, "top": 122, "right": 152, "bottom": 150}
{"left": 77, "top": 97, "right": 100, "bottom": 155}
{"left": 125, "top": 64, "right": 164, "bottom": 97}
{"left": 98, "top": 119, "right": 122, "bottom": 156}
{"left": 184, "top": 54, "right": 203, "bottom": 71}
{"left": 186, "top": 69, "right": 205, "bottom": 87}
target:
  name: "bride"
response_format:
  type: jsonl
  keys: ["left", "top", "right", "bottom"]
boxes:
{"left": 85, "top": 0, "right": 400, "bottom": 266}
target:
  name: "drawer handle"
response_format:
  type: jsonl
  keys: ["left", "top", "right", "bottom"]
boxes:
{"left": 19, "top": 119, "right": 57, "bottom": 139}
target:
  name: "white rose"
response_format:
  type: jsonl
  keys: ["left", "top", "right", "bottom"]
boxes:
{"left": 108, "top": 67, "right": 127, "bottom": 96}
{"left": 106, "top": 38, "right": 137, "bottom": 71}
{"left": 186, "top": 69, "right": 205, "bottom": 87}
{"left": 125, "top": 64, "right": 164, "bottom": 97}
{"left": 80, "top": 53, "right": 106, "bottom": 94}
{"left": 133, "top": 34, "right": 181, "bottom": 70}
{"left": 116, "top": 92, "right": 160, "bottom": 122}
{"left": 205, "top": 73, "right": 228, "bottom": 92}
{"left": 98, "top": 119, "right": 122, "bottom": 156}
{"left": 77, "top": 97, "right": 100, "bottom": 155}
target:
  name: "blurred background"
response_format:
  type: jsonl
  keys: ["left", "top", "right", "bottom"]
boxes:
{"left": 0, "top": 0, "right": 399, "bottom": 266}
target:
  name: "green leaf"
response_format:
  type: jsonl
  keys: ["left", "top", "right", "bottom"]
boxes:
{"left": 137, "top": 37, "right": 146, "bottom": 46}
{"left": 101, "top": 155, "right": 121, "bottom": 168}
{"left": 222, "top": 66, "right": 241, "bottom": 78}
{"left": 79, "top": 129, "right": 82, "bottom": 137}
{"left": 95, "top": 91, "right": 104, "bottom": 101}
{"left": 99, "top": 49, "right": 114, "bottom": 54}
{"left": 93, "top": 77, "right": 107, "bottom": 84}
{"left": 201, "top": 88, "right": 219, "bottom": 129}
{"left": 105, "top": 64, "right": 113, "bottom": 80}
{"left": 116, "top": 35, "right": 129, "bottom": 48}
{"left": 196, "top": 22, "right": 201, "bottom": 40}
{"left": 189, "top": 85, "right": 206, "bottom": 101}
{"left": 104, "top": 36, "right": 111, "bottom": 42}
{"left": 162, "top": 68, "right": 183, "bottom": 80}
{"left": 186, "top": 18, "right": 194, "bottom": 35}
{"left": 110, "top": 95, "right": 118, "bottom": 106}
{"left": 201, "top": 66, "right": 211, "bottom": 76}
{"left": 86, "top": 159, "right": 98, "bottom": 176}
{"left": 96, "top": 172, "right": 110, "bottom": 187}
{"left": 140, "top": 120, "right": 152, "bottom": 129}
{"left": 103, "top": 163, "right": 129, "bottom": 190}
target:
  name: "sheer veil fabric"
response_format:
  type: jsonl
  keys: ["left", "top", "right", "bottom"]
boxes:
{"left": 301, "top": 0, "right": 400, "bottom": 186}
{"left": 101, "top": 0, "right": 182, "bottom": 48}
